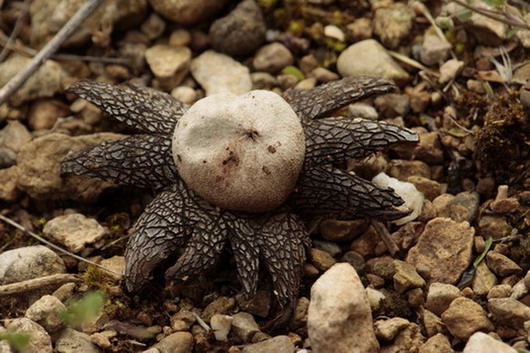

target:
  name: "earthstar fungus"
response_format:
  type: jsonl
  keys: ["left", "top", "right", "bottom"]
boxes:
{"left": 61, "top": 77, "right": 419, "bottom": 309}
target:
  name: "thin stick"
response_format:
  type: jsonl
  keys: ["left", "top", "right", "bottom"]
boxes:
{"left": 0, "top": 214, "right": 120, "bottom": 276}
{"left": 0, "top": 274, "right": 80, "bottom": 296}
{"left": 371, "top": 220, "right": 400, "bottom": 256}
{"left": 0, "top": 0, "right": 30, "bottom": 62}
{"left": 0, "top": 0, "right": 104, "bottom": 105}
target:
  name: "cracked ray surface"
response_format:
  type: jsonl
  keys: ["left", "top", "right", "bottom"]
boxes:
{"left": 66, "top": 80, "right": 186, "bottom": 134}
{"left": 62, "top": 77, "right": 419, "bottom": 308}
{"left": 62, "top": 134, "right": 177, "bottom": 189}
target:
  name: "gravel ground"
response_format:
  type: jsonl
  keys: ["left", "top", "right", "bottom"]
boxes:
{"left": 0, "top": 0, "right": 529, "bottom": 352}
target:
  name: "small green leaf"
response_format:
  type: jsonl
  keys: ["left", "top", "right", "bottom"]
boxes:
{"left": 0, "top": 332, "right": 31, "bottom": 350}
{"left": 447, "top": 128, "right": 469, "bottom": 137}
{"left": 473, "top": 237, "right": 493, "bottom": 268}
{"left": 60, "top": 291, "right": 105, "bottom": 328}
{"left": 281, "top": 66, "right": 305, "bottom": 81}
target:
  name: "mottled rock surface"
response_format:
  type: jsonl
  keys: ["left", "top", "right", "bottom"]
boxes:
{"left": 406, "top": 218, "right": 474, "bottom": 284}
{"left": 308, "top": 263, "right": 379, "bottom": 353}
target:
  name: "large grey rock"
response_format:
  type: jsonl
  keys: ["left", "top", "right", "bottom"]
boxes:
{"left": 0, "top": 246, "right": 65, "bottom": 285}
{"left": 56, "top": 328, "right": 101, "bottom": 353}
{"left": 148, "top": 0, "right": 228, "bottom": 25}
{"left": 0, "top": 55, "right": 64, "bottom": 106}
{"left": 191, "top": 51, "right": 252, "bottom": 96}
{"left": 16, "top": 133, "right": 122, "bottom": 202}
{"left": 406, "top": 218, "right": 474, "bottom": 284}
{"left": 29, "top": 0, "right": 147, "bottom": 48}
{"left": 337, "top": 40, "right": 409, "bottom": 85}
{"left": 308, "top": 263, "right": 379, "bottom": 353}
{"left": 209, "top": 0, "right": 266, "bottom": 56}
{"left": 43, "top": 213, "right": 106, "bottom": 253}
{"left": 463, "top": 332, "right": 517, "bottom": 353}
{"left": 5, "top": 318, "right": 52, "bottom": 353}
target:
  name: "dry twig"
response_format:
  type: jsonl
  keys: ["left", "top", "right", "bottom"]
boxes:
{"left": 0, "top": 274, "right": 80, "bottom": 296}
{"left": 0, "top": 0, "right": 30, "bottom": 62}
{"left": 0, "top": 0, "right": 104, "bottom": 105}
{"left": 371, "top": 220, "right": 400, "bottom": 256}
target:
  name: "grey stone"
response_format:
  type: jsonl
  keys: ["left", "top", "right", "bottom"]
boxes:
{"left": 463, "top": 332, "right": 517, "bottom": 353}
{"left": 209, "top": 0, "right": 266, "bottom": 56}
{"left": 0, "top": 55, "right": 64, "bottom": 106}
{"left": 25, "top": 295, "right": 67, "bottom": 333}
{"left": 486, "top": 252, "right": 523, "bottom": 277}
{"left": 488, "top": 298, "right": 530, "bottom": 329}
{"left": 373, "top": 3, "right": 414, "bottom": 49}
{"left": 241, "top": 335, "right": 294, "bottom": 353}
{"left": 337, "top": 40, "right": 409, "bottom": 85}
{"left": 425, "top": 283, "right": 461, "bottom": 316}
{"left": 16, "top": 133, "right": 121, "bottom": 202}
{"left": 5, "top": 318, "right": 52, "bottom": 353}
{"left": 374, "top": 317, "right": 410, "bottom": 341}
{"left": 406, "top": 218, "right": 474, "bottom": 284}
{"left": 148, "top": 0, "right": 228, "bottom": 25}
{"left": 253, "top": 43, "right": 294, "bottom": 73}
{"left": 0, "top": 121, "right": 31, "bottom": 168}
{"left": 472, "top": 261, "right": 498, "bottom": 296}
{"left": 441, "top": 297, "right": 494, "bottom": 340}
{"left": 154, "top": 331, "right": 193, "bottom": 353}
{"left": 0, "top": 246, "right": 65, "bottom": 285}
{"left": 392, "top": 260, "right": 426, "bottom": 293}
{"left": 202, "top": 296, "right": 235, "bottom": 322}
{"left": 43, "top": 213, "right": 106, "bottom": 253}
{"left": 420, "top": 34, "right": 452, "bottom": 66}
{"left": 419, "top": 333, "right": 454, "bottom": 353}
{"left": 56, "top": 328, "right": 101, "bottom": 353}
{"left": 232, "top": 312, "right": 260, "bottom": 342}
{"left": 210, "top": 314, "right": 232, "bottom": 342}
{"left": 191, "top": 51, "right": 252, "bottom": 96}
{"left": 145, "top": 45, "right": 191, "bottom": 88}
{"left": 30, "top": 0, "right": 147, "bottom": 48}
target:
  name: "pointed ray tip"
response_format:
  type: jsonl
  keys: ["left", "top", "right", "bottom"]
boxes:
{"left": 64, "top": 79, "right": 92, "bottom": 95}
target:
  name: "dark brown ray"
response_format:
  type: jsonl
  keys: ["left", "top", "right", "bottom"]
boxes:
{"left": 257, "top": 211, "right": 308, "bottom": 306}
{"left": 61, "top": 134, "right": 178, "bottom": 189}
{"left": 224, "top": 213, "right": 261, "bottom": 298}
{"left": 304, "top": 117, "right": 419, "bottom": 167}
{"left": 291, "top": 166, "right": 409, "bottom": 220}
{"left": 124, "top": 180, "right": 225, "bottom": 292}
{"left": 66, "top": 80, "right": 186, "bottom": 134}
{"left": 283, "top": 76, "right": 397, "bottom": 120}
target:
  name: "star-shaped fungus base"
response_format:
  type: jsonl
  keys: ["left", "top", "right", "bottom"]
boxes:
{"left": 61, "top": 77, "right": 418, "bottom": 309}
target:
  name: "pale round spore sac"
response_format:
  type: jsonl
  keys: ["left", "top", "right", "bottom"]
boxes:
{"left": 172, "top": 90, "right": 306, "bottom": 212}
